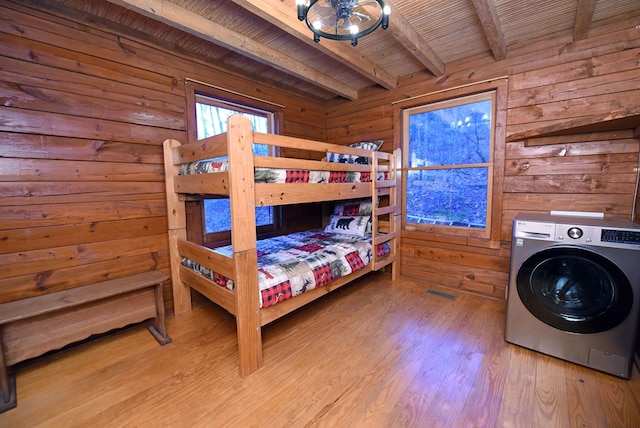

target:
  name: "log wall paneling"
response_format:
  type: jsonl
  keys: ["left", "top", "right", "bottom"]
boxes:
{"left": 327, "top": 11, "right": 640, "bottom": 300}
{"left": 2, "top": 1, "right": 639, "bottom": 309}
{"left": 0, "top": 0, "right": 326, "bottom": 321}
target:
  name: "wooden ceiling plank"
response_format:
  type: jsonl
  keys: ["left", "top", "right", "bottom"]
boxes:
{"left": 105, "top": 0, "right": 359, "bottom": 100}
{"left": 471, "top": 0, "right": 507, "bottom": 61}
{"left": 574, "top": 0, "right": 597, "bottom": 41}
{"left": 385, "top": 2, "right": 445, "bottom": 77}
{"left": 228, "top": 0, "right": 397, "bottom": 90}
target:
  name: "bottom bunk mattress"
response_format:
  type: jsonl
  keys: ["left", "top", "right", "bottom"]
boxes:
{"left": 181, "top": 230, "right": 391, "bottom": 309}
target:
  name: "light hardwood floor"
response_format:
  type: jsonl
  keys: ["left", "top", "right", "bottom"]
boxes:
{"left": 2, "top": 273, "right": 640, "bottom": 427}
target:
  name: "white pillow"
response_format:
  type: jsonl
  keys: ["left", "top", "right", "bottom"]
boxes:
{"left": 324, "top": 215, "right": 371, "bottom": 236}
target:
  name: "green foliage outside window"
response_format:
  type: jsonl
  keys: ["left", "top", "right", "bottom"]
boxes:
{"left": 405, "top": 93, "right": 493, "bottom": 229}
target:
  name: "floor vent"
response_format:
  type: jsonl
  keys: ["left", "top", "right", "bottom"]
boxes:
{"left": 426, "top": 289, "right": 458, "bottom": 300}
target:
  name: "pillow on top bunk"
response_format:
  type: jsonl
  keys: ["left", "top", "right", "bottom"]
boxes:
{"left": 324, "top": 215, "right": 371, "bottom": 237}
{"left": 327, "top": 140, "right": 383, "bottom": 165}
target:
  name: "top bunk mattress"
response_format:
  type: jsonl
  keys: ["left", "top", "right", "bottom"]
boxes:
{"left": 178, "top": 159, "right": 386, "bottom": 184}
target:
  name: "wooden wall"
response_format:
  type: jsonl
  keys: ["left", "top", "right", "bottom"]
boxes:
{"left": 0, "top": 1, "right": 326, "bottom": 313}
{"left": 327, "top": 12, "right": 640, "bottom": 300}
{"left": 1, "top": 0, "right": 639, "bottom": 316}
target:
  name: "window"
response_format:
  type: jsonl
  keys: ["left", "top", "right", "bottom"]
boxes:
{"left": 196, "top": 95, "right": 274, "bottom": 235}
{"left": 403, "top": 91, "right": 495, "bottom": 239}
{"left": 185, "top": 80, "right": 283, "bottom": 245}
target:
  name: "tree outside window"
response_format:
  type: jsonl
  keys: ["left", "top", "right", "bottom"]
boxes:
{"left": 403, "top": 92, "right": 495, "bottom": 237}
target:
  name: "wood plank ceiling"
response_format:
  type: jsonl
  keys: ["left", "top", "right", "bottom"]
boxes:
{"left": 24, "top": 0, "right": 640, "bottom": 102}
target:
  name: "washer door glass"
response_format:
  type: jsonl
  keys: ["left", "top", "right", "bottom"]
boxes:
{"left": 516, "top": 247, "right": 633, "bottom": 334}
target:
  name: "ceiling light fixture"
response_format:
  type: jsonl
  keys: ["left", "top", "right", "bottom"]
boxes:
{"left": 296, "top": 0, "right": 390, "bottom": 47}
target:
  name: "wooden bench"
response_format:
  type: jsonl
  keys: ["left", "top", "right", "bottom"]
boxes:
{"left": 0, "top": 270, "right": 171, "bottom": 413}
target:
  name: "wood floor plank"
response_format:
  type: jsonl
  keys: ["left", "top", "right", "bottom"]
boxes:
{"left": 597, "top": 365, "right": 640, "bottom": 427}
{"left": 452, "top": 298, "right": 509, "bottom": 428}
{"left": 495, "top": 345, "right": 537, "bottom": 428}
{"left": 2, "top": 273, "right": 640, "bottom": 427}
{"left": 565, "top": 365, "right": 609, "bottom": 428}
{"left": 383, "top": 291, "right": 482, "bottom": 425}
{"left": 533, "top": 354, "right": 570, "bottom": 427}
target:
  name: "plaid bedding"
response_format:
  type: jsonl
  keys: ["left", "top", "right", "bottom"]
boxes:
{"left": 181, "top": 230, "right": 391, "bottom": 309}
{"left": 178, "top": 159, "right": 388, "bottom": 183}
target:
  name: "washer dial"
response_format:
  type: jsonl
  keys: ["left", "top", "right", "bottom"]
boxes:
{"left": 567, "top": 227, "right": 583, "bottom": 239}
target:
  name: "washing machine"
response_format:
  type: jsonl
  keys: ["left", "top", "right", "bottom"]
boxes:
{"left": 505, "top": 212, "right": 640, "bottom": 378}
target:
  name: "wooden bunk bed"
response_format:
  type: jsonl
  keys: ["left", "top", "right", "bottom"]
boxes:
{"left": 163, "top": 115, "right": 400, "bottom": 376}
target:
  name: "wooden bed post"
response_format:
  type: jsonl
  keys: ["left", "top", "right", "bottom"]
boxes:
{"left": 163, "top": 139, "right": 192, "bottom": 315}
{"left": 227, "top": 115, "right": 263, "bottom": 375}
{"left": 391, "top": 147, "right": 402, "bottom": 281}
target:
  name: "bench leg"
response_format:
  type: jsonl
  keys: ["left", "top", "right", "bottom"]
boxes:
{"left": 146, "top": 283, "right": 172, "bottom": 346}
{"left": 0, "top": 332, "right": 17, "bottom": 413}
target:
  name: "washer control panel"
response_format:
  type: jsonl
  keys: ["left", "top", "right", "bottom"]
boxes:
{"left": 514, "top": 214, "right": 640, "bottom": 250}
{"left": 555, "top": 225, "right": 640, "bottom": 249}
{"left": 555, "top": 224, "right": 594, "bottom": 244}
{"left": 601, "top": 228, "right": 640, "bottom": 245}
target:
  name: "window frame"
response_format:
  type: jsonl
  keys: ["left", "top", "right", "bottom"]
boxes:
{"left": 185, "top": 80, "right": 285, "bottom": 247}
{"left": 395, "top": 80, "right": 506, "bottom": 246}
{"left": 403, "top": 91, "right": 495, "bottom": 239}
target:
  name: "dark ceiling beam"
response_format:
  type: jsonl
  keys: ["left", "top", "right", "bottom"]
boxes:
{"left": 229, "top": 0, "right": 398, "bottom": 91}
{"left": 105, "top": 0, "right": 360, "bottom": 100}
{"left": 471, "top": 0, "right": 507, "bottom": 61}
{"left": 574, "top": 0, "right": 597, "bottom": 41}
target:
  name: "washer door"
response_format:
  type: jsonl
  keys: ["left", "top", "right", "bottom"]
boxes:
{"left": 516, "top": 246, "right": 633, "bottom": 334}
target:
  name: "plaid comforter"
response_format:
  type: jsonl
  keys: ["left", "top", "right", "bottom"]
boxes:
{"left": 181, "top": 230, "right": 391, "bottom": 308}
{"left": 178, "top": 159, "right": 388, "bottom": 183}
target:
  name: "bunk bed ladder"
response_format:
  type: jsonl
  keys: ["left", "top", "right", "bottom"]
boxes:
{"left": 371, "top": 148, "right": 401, "bottom": 279}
